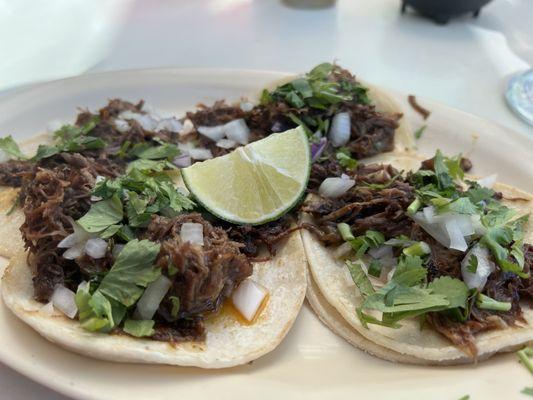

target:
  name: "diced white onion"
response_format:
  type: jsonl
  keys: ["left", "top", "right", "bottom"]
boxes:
{"left": 156, "top": 118, "right": 183, "bottom": 133}
{"left": 173, "top": 154, "right": 192, "bottom": 168}
{"left": 40, "top": 301, "right": 55, "bottom": 316}
{"left": 461, "top": 245, "right": 495, "bottom": 290}
{"left": 240, "top": 101, "right": 254, "bottom": 112}
{"left": 62, "top": 243, "right": 84, "bottom": 260}
{"left": 328, "top": 112, "right": 351, "bottom": 147}
{"left": 180, "top": 119, "right": 195, "bottom": 136}
{"left": 368, "top": 245, "right": 393, "bottom": 260}
{"left": 216, "top": 138, "right": 238, "bottom": 149}
{"left": 477, "top": 174, "right": 497, "bottom": 189}
{"left": 318, "top": 174, "right": 355, "bottom": 198}
{"left": 197, "top": 125, "right": 226, "bottom": 141}
{"left": 114, "top": 118, "right": 130, "bottom": 133}
{"left": 423, "top": 206, "right": 436, "bottom": 223}
{"left": 84, "top": 238, "right": 107, "bottom": 259}
{"left": 180, "top": 222, "right": 204, "bottom": 246}
{"left": 90, "top": 195, "right": 102, "bottom": 202}
{"left": 120, "top": 111, "right": 158, "bottom": 131}
{"left": 445, "top": 219, "right": 468, "bottom": 252}
{"left": 0, "top": 150, "right": 9, "bottom": 163}
{"left": 188, "top": 148, "right": 213, "bottom": 160}
{"left": 224, "top": 119, "right": 250, "bottom": 144}
{"left": 51, "top": 285, "right": 78, "bottom": 319}
{"left": 58, "top": 233, "right": 80, "bottom": 249}
{"left": 231, "top": 279, "right": 268, "bottom": 321}
{"left": 134, "top": 275, "right": 172, "bottom": 320}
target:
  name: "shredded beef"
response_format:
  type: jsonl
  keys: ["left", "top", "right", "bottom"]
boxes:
{"left": 303, "top": 163, "right": 415, "bottom": 245}
{"left": 20, "top": 153, "right": 122, "bottom": 301}
{"left": 219, "top": 215, "right": 295, "bottom": 258}
{"left": 144, "top": 213, "right": 252, "bottom": 341}
{"left": 0, "top": 160, "right": 34, "bottom": 187}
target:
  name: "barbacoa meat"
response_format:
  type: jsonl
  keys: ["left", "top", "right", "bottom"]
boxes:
{"left": 21, "top": 153, "right": 122, "bottom": 301}
{"left": 146, "top": 214, "right": 252, "bottom": 341}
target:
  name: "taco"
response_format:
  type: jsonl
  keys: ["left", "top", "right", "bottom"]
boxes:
{"left": 301, "top": 153, "right": 533, "bottom": 364}
{"left": 0, "top": 63, "right": 413, "bottom": 367}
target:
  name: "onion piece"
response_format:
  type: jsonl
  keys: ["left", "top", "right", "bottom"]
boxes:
{"left": 224, "top": 119, "right": 250, "bottom": 144}
{"left": 120, "top": 111, "right": 158, "bottom": 131}
{"left": 240, "top": 101, "right": 254, "bottom": 112}
{"left": 368, "top": 245, "right": 393, "bottom": 260}
{"left": 84, "top": 238, "right": 107, "bottom": 259}
{"left": 62, "top": 243, "right": 85, "bottom": 260}
{"left": 231, "top": 279, "right": 268, "bottom": 321}
{"left": 0, "top": 150, "right": 9, "bottom": 163}
{"left": 114, "top": 118, "right": 130, "bottom": 133}
{"left": 311, "top": 137, "right": 327, "bottom": 162}
{"left": 180, "top": 119, "right": 195, "bottom": 136}
{"left": 51, "top": 285, "right": 78, "bottom": 319}
{"left": 318, "top": 174, "right": 355, "bottom": 198}
{"left": 197, "top": 125, "right": 226, "bottom": 141}
{"left": 188, "top": 148, "right": 213, "bottom": 160}
{"left": 134, "top": 275, "right": 172, "bottom": 320}
{"left": 445, "top": 219, "right": 468, "bottom": 252}
{"left": 328, "top": 112, "right": 351, "bottom": 147}
{"left": 216, "top": 138, "right": 238, "bottom": 149}
{"left": 477, "top": 174, "right": 497, "bottom": 189}
{"left": 156, "top": 118, "right": 183, "bottom": 133}
{"left": 461, "top": 245, "right": 495, "bottom": 290}
{"left": 173, "top": 154, "right": 192, "bottom": 168}
{"left": 180, "top": 223, "right": 204, "bottom": 246}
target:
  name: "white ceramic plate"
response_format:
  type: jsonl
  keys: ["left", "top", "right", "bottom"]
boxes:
{"left": 0, "top": 69, "right": 532, "bottom": 400}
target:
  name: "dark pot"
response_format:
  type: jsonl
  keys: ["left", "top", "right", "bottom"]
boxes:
{"left": 402, "top": 0, "right": 493, "bottom": 24}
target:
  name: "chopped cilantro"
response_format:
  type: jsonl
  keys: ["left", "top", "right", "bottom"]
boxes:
{"left": 517, "top": 347, "right": 533, "bottom": 375}
{"left": 261, "top": 63, "right": 370, "bottom": 135}
{"left": 367, "top": 259, "right": 382, "bottom": 278}
{"left": 336, "top": 147, "right": 358, "bottom": 170}
{"left": 0, "top": 135, "right": 28, "bottom": 160}
{"left": 522, "top": 387, "right": 533, "bottom": 396}
{"left": 466, "top": 255, "right": 478, "bottom": 273}
{"left": 77, "top": 194, "right": 123, "bottom": 233}
{"left": 169, "top": 296, "right": 181, "bottom": 319}
{"left": 337, "top": 224, "right": 385, "bottom": 258}
{"left": 458, "top": 396, "right": 470, "bottom": 400}
{"left": 346, "top": 260, "right": 375, "bottom": 297}
{"left": 123, "top": 319, "right": 155, "bottom": 337}
{"left": 414, "top": 125, "right": 426, "bottom": 140}
{"left": 476, "top": 293, "right": 511, "bottom": 312}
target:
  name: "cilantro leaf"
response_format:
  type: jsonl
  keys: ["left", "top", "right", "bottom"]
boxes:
{"left": 368, "top": 259, "right": 382, "bottom": 278}
{"left": 123, "top": 319, "right": 155, "bottom": 337}
{"left": 428, "top": 276, "right": 468, "bottom": 309}
{"left": 169, "top": 296, "right": 181, "bottom": 319}
{"left": 0, "top": 135, "right": 28, "bottom": 160}
{"left": 517, "top": 346, "right": 533, "bottom": 375}
{"left": 522, "top": 387, "right": 533, "bottom": 396}
{"left": 414, "top": 125, "right": 426, "bottom": 140}
{"left": 77, "top": 194, "right": 123, "bottom": 233}
{"left": 130, "top": 141, "right": 179, "bottom": 160}
{"left": 435, "top": 197, "right": 478, "bottom": 215}
{"left": 98, "top": 239, "right": 161, "bottom": 307}
{"left": 467, "top": 255, "right": 478, "bottom": 273}
{"left": 346, "top": 260, "right": 375, "bottom": 297}
{"left": 336, "top": 147, "right": 358, "bottom": 170}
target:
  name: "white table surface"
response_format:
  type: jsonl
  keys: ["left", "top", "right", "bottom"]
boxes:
{"left": 1, "top": 0, "right": 532, "bottom": 398}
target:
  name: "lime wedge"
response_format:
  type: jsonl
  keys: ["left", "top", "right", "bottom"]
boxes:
{"left": 181, "top": 127, "right": 310, "bottom": 225}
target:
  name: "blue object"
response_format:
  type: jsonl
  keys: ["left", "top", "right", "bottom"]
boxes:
{"left": 506, "top": 69, "right": 533, "bottom": 126}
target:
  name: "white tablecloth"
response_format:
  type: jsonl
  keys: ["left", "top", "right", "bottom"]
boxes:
{"left": 1, "top": 0, "right": 532, "bottom": 398}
